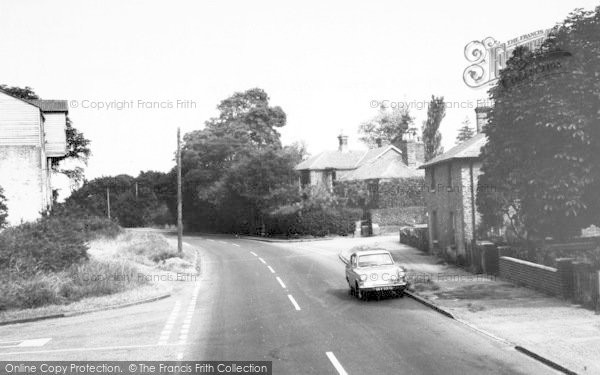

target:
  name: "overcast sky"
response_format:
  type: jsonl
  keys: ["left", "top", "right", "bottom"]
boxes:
{"left": 1, "top": 0, "right": 598, "bottom": 189}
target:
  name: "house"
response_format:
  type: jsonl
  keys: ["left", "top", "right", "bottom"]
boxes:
{"left": 419, "top": 107, "right": 489, "bottom": 263}
{"left": 0, "top": 89, "right": 69, "bottom": 225}
{"left": 295, "top": 133, "right": 424, "bottom": 190}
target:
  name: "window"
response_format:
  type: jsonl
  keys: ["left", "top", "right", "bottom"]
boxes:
{"left": 300, "top": 170, "right": 310, "bottom": 187}
{"left": 449, "top": 211, "right": 456, "bottom": 245}
{"left": 430, "top": 167, "right": 436, "bottom": 190}
{"left": 447, "top": 163, "right": 452, "bottom": 190}
{"left": 431, "top": 210, "right": 438, "bottom": 241}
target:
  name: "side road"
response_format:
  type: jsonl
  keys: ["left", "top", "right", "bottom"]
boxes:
{"left": 277, "top": 235, "right": 600, "bottom": 375}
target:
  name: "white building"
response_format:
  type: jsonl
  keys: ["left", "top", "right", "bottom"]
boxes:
{"left": 0, "top": 89, "right": 68, "bottom": 225}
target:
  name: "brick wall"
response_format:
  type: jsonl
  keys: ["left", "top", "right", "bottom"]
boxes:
{"left": 499, "top": 256, "right": 563, "bottom": 296}
{"left": 0, "top": 146, "right": 46, "bottom": 225}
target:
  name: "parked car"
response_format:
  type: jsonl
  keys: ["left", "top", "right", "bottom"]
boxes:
{"left": 344, "top": 249, "right": 408, "bottom": 300}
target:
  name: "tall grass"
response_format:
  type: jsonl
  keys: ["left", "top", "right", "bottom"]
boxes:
{"left": 0, "top": 259, "right": 146, "bottom": 311}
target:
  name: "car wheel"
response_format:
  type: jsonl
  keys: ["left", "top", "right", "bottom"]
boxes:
{"left": 397, "top": 290, "right": 405, "bottom": 298}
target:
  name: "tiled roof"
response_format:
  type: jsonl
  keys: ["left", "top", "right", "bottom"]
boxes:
{"left": 419, "top": 133, "right": 486, "bottom": 169}
{"left": 295, "top": 150, "right": 367, "bottom": 170}
{"left": 28, "top": 99, "right": 69, "bottom": 113}
{"left": 340, "top": 149, "right": 423, "bottom": 181}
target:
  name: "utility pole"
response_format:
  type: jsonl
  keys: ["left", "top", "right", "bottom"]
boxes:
{"left": 177, "top": 127, "right": 183, "bottom": 253}
{"left": 106, "top": 186, "right": 111, "bottom": 219}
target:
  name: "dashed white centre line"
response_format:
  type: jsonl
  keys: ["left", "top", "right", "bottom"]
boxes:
{"left": 267, "top": 266, "right": 275, "bottom": 273}
{"left": 276, "top": 277, "right": 286, "bottom": 289}
{"left": 232, "top": 244, "right": 240, "bottom": 247}
{"left": 258, "top": 257, "right": 267, "bottom": 264}
{"left": 326, "top": 352, "right": 348, "bottom": 375}
{"left": 287, "top": 294, "right": 301, "bottom": 311}
{"left": 250, "top": 251, "right": 257, "bottom": 256}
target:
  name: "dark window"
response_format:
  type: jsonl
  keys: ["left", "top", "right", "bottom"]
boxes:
{"left": 447, "top": 163, "right": 452, "bottom": 190}
{"left": 300, "top": 170, "right": 310, "bottom": 187}
{"left": 430, "top": 167, "right": 436, "bottom": 190}
{"left": 431, "top": 210, "right": 438, "bottom": 241}
{"left": 449, "top": 211, "right": 456, "bottom": 245}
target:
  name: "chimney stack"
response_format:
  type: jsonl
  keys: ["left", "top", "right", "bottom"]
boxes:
{"left": 475, "top": 106, "right": 490, "bottom": 133}
{"left": 400, "top": 128, "right": 425, "bottom": 168}
{"left": 338, "top": 133, "right": 349, "bottom": 152}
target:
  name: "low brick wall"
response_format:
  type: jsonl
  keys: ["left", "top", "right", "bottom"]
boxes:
{"left": 499, "top": 256, "right": 563, "bottom": 296}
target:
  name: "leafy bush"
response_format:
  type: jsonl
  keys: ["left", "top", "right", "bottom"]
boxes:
{"left": 0, "top": 207, "right": 122, "bottom": 275}
{"left": 0, "top": 186, "right": 7, "bottom": 229}
{"left": 0, "top": 259, "right": 146, "bottom": 311}
{"left": 265, "top": 205, "right": 362, "bottom": 237}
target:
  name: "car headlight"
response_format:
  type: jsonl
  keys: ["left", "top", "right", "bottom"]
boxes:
{"left": 397, "top": 268, "right": 406, "bottom": 279}
{"left": 359, "top": 274, "right": 368, "bottom": 281}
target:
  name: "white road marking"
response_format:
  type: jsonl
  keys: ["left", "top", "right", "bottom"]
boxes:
{"left": 232, "top": 244, "right": 240, "bottom": 247}
{"left": 158, "top": 301, "right": 181, "bottom": 345}
{"left": 0, "top": 338, "right": 52, "bottom": 349}
{"left": 287, "top": 294, "right": 301, "bottom": 311}
{"left": 276, "top": 277, "right": 287, "bottom": 289}
{"left": 250, "top": 251, "right": 257, "bottom": 256}
{"left": 326, "top": 352, "right": 348, "bottom": 375}
{"left": 0, "top": 343, "right": 183, "bottom": 356}
{"left": 267, "top": 266, "right": 275, "bottom": 273}
{"left": 258, "top": 257, "right": 267, "bottom": 264}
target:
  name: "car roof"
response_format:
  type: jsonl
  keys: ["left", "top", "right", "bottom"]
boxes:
{"left": 352, "top": 249, "right": 391, "bottom": 256}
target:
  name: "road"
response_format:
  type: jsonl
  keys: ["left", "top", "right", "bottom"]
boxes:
{"left": 0, "top": 234, "right": 559, "bottom": 374}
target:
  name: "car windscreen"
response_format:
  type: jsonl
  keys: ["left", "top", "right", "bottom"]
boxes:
{"left": 358, "top": 253, "right": 394, "bottom": 267}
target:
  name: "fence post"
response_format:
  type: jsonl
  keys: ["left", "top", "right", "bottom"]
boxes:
{"left": 556, "top": 258, "right": 574, "bottom": 300}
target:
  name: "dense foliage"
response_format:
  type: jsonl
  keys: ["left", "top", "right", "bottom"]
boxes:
{"left": 0, "top": 186, "right": 7, "bottom": 229}
{"left": 422, "top": 95, "right": 445, "bottom": 161}
{"left": 477, "top": 7, "right": 600, "bottom": 240}
{"left": 0, "top": 210, "right": 120, "bottom": 276}
{"left": 180, "top": 88, "right": 303, "bottom": 233}
{"left": 65, "top": 172, "right": 173, "bottom": 227}
{"left": 266, "top": 187, "right": 362, "bottom": 237}
{"left": 358, "top": 104, "right": 414, "bottom": 148}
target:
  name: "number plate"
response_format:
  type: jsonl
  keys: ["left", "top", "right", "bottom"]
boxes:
{"left": 375, "top": 287, "right": 393, "bottom": 291}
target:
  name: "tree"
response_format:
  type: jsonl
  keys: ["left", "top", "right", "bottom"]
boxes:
{"left": 0, "top": 84, "right": 91, "bottom": 183}
{"left": 456, "top": 117, "right": 475, "bottom": 144}
{"left": 0, "top": 186, "right": 7, "bottom": 228}
{"left": 477, "top": 7, "right": 600, "bottom": 240}
{"left": 179, "top": 88, "right": 299, "bottom": 232}
{"left": 358, "top": 104, "right": 413, "bottom": 148}
{"left": 422, "top": 95, "right": 445, "bottom": 161}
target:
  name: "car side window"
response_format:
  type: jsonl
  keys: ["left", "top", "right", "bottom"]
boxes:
{"left": 351, "top": 254, "right": 357, "bottom": 267}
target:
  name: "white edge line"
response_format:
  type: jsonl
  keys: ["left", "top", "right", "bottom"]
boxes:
{"left": 287, "top": 294, "right": 301, "bottom": 311}
{"left": 250, "top": 251, "right": 257, "bottom": 256}
{"left": 326, "top": 352, "right": 348, "bottom": 375}
{"left": 276, "top": 277, "right": 286, "bottom": 289}
{"left": 258, "top": 257, "right": 266, "bottom": 264}
{"left": 267, "top": 266, "right": 275, "bottom": 273}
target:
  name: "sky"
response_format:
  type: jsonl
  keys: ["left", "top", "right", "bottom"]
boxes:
{"left": 1, "top": 0, "right": 598, "bottom": 194}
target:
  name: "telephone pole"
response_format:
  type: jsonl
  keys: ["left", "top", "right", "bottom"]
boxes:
{"left": 177, "top": 127, "right": 183, "bottom": 253}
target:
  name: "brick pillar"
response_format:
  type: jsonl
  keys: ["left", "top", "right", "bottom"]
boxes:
{"left": 556, "top": 258, "right": 574, "bottom": 300}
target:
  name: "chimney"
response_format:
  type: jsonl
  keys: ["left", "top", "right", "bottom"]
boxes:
{"left": 375, "top": 138, "right": 383, "bottom": 147}
{"left": 400, "top": 129, "right": 425, "bottom": 168}
{"left": 475, "top": 106, "right": 490, "bottom": 133}
{"left": 338, "top": 134, "right": 349, "bottom": 152}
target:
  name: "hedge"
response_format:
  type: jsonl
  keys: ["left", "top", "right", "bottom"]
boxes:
{"left": 265, "top": 206, "right": 363, "bottom": 237}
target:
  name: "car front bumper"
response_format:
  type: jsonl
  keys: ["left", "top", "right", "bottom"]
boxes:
{"left": 360, "top": 281, "right": 408, "bottom": 292}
